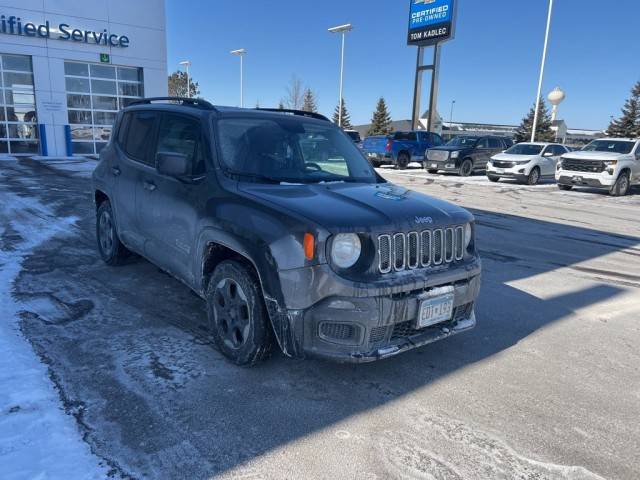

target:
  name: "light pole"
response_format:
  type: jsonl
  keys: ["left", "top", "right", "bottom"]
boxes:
{"left": 230, "top": 49, "right": 246, "bottom": 108}
{"left": 179, "top": 60, "right": 192, "bottom": 98}
{"left": 531, "top": 0, "right": 554, "bottom": 142}
{"left": 328, "top": 23, "right": 353, "bottom": 127}
{"left": 449, "top": 99, "right": 456, "bottom": 125}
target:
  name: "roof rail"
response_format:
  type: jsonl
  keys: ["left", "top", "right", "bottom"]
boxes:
{"left": 128, "top": 97, "right": 217, "bottom": 110}
{"left": 255, "top": 108, "right": 330, "bottom": 122}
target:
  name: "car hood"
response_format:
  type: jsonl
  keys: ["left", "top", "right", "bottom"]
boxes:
{"left": 428, "top": 145, "right": 468, "bottom": 152}
{"left": 491, "top": 153, "right": 539, "bottom": 162}
{"left": 562, "top": 151, "right": 624, "bottom": 160}
{"left": 238, "top": 182, "right": 473, "bottom": 232}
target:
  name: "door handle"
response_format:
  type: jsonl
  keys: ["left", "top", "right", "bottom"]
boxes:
{"left": 111, "top": 166, "right": 121, "bottom": 176}
{"left": 143, "top": 181, "right": 157, "bottom": 192}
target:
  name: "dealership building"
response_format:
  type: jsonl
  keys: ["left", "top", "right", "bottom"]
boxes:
{"left": 0, "top": 0, "right": 167, "bottom": 156}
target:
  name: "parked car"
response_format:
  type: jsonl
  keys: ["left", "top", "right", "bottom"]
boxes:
{"left": 556, "top": 138, "right": 640, "bottom": 196}
{"left": 344, "top": 129, "right": 362, "bottom": 145}
{"left": 92, "top": 98, "right": 481, "bottom": 366}
{"left": 362, "top": 131, "right": 443, "bottom": 169}
{"left": 487, "top": 142, "right": 569, "bottom": 185}
{"left": 425, "top": 136, "right": 513, "bottom": 176}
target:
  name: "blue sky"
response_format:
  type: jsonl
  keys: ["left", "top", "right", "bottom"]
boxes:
{"left": 166, "top": 0, "right": 640, "bottom": 129}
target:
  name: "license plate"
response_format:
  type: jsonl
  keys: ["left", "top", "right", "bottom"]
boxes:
{"left": 431, "top": 163, "right": 438, "bottom": 168}
{"left": 367, "top": 153, "right": 376, "bottom": 158}
{"left": 417, "top": 294, "right": 454, "bottom": 328}
{"left": 495, "top": 168, "right": 505, "bottom": 174}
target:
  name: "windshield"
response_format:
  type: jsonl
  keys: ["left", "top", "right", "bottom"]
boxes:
{"left": 393, "top": 132, "right": 417, "bottom": 141}
{"left": 446, "top": 136, "right": 479, "bottom": 147}
{"left": 216, "top": 117, "right": 378, "bottom": 184}
{"left": 582, "top": 140, "right": 635, "bottom": 154}
{"left": 505, "top": 144, "right": 544, "bottom": 155}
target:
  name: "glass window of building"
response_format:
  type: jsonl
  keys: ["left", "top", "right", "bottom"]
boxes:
{"left": 64, "top": 61, "right": 144, "bottom": 155}
{"left": 0, "top": 53, "right": 38, "bottom": 155}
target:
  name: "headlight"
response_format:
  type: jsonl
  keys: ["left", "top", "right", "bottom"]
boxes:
{"left": 464, "top": 223, "right": 473, "bottom": 249}
{"left": 331, "top": 233, "right": 361, "bottom": 269}
{"left": 450, "top": 151, "right": 460, "bottom": 159}
{"left": 604, "top": 160, "right": 618, "bottom": 166}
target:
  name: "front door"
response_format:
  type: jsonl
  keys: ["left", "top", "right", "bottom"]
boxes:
{"left": 474, "top": 138, "right": 492, "bottom": 170}
{"left": 136, "top": 112, "right": 207, "bottom": 285}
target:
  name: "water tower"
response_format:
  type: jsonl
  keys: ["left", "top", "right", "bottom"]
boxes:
{"left": 547, "top": 87, "right": 566, "bottom": 122}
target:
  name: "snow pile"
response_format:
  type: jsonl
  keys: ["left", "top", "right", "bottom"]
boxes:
{"left": 0, "top": 189, "right": 107, "bottom": 479}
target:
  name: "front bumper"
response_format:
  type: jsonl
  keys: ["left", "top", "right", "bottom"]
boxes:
{"left": 486, "top": 162, "right": 531, "bottom": 181}
{"left": 556, "top": 169, "right": 614, "bottom": 188}
{"left": 425, "top": 159, "right": 459, "bottom": 172}
{"left": 365, "top": 152, "right": 392, "bottom": 163}
{"left": 268, "top": 260, "right": 481, "bottom": 363}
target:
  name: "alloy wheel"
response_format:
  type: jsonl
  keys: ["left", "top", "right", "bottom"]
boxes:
{"left": 213, "top": 278, "right": 251, "bottom": 349}
{"left": 98, "top": 210, "right": 114, "bottom": 255}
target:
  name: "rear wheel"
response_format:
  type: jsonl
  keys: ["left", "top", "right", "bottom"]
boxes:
{"left": 558, "top": 184, "right": 573, "bottom": 191}
{"left": 396, "top": 152, "right": 410, "bottom": 170}
{"left": 526, "top": 167, "right": 541, "bottom": 185}
{"left": 206, "top": 260, "right": 273, "bottom": 366}
{"left": 459, "top": 159, "right": 473, "bottom": 177}
{"left": 96, "top": 201, "right": 130, "bottom": 265}
{"left": 610, "top": 171, "right": 630, "bottom": 197}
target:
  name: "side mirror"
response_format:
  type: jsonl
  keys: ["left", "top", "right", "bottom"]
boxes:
{"left": 543, "top": 151, "right": 554, "bottom": 157}
{"left": 157, "top": 152, "right": 190, "bottom": 177}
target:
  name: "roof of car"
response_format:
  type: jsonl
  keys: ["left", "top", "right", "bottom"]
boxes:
{"left": 595, "top": 137, "right": 639, "bottom": 142}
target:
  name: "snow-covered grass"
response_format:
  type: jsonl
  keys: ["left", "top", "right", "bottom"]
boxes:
{"left": 0, "top": 188, "right": 107, "bottom": 479}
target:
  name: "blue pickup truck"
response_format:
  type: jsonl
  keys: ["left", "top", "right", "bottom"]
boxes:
{"left": 361, "top": 131, "right": 444, "bottom": 169}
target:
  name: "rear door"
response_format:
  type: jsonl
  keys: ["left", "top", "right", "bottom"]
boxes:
{"left": 136, "top": 112, "right": 207, "bottom": 285}
{"left": 112, "top": 110, "right": 159, "bottom": 253}
{"left": 474, "top": 137, "right": 492, "bottom": 170}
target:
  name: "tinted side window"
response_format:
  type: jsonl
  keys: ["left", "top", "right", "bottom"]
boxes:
{"left": 477, "top": 138, "right": 490, "bottom": 149}
{"left": 124, "top": 111, "right": 157, "bottom": 164}
{"left": 156, "top": 114, "right": 205, "bottom": 175}
{"left": 116, "top": 113, "right": 129, "bottom": 146}
{"left": 430, "top": 133, "right": 443, "bottom": 146}
{"left": 488, "top": 138, "right": 501, "bottom": 149}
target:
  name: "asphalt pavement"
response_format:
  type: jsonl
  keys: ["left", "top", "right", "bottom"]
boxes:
{"left": 2, "top": 158, "right": 639, "bottom": 479}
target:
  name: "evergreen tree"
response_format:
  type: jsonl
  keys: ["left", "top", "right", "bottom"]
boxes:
{"left": 368, "top": 97, "right": 393, "bottom": 136}
{"left": 514, "top": 99, "right": 555, "bottom": 143}
{"left": 332, "top": 98, "right": 352, "bottom": 129}
{"left": 302, "top": 88, "right": 318, "bottom": 113}
{"left": 607, "top": 81, "right": 640, "bottom": 138}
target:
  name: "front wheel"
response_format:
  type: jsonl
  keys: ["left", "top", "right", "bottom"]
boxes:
{"left": 427, "top": 169, "right": 438, "bottom": 174}
{"left": 396, "top": 152, "right": 410, "bottom": 170}
{"left": 610, "top": 171, "right": 630, "bottom": 197}
{"left": 526, "top": 167, "right": 541, "bottom": 185}
{"left": 487, "top": 175, "right": 500, "bottom": 183}
{"left": 558, "top": 184, "right": 573, "bottom": 191}
{"left": 459, "top": 159, "right": 473, "bottom": 177}
{"left": 96, "top": 201, "right": 130, "bottom": 265}
{"left": 206, "top": 260, "right": 273, "bottom": 366}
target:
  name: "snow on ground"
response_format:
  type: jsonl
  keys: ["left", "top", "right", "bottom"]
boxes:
{"left": 30, "top": 156, "right": 97, "bottom": 178}
{"left": 0, "top": 182, "right": 107, "bottom": 479}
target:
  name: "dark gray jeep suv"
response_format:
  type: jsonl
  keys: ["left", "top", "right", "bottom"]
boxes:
{"left": 93, "top": 97, "right": 481, "bottom": 365}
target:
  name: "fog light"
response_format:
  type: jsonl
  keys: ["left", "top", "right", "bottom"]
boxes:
{"left": 446, "top": 163, "right": 455, "bottom": 169}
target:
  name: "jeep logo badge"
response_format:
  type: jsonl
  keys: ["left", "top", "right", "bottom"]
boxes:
{"left": 415, "top": 216, "right": 434, "bottom": 225}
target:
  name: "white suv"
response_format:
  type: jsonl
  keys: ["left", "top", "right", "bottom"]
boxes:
{"left": 487, "top": 142, "right": 569, "bottom": 185}
{"left": 556, "top": 138, "right": 640, "bottom": 196}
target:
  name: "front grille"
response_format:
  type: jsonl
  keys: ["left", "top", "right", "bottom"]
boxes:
{"left": 427, "top": 150, "right": 449, "bottom": 161}
{"left": 319, "top": 322, "right": 357, "bottom": 342}
{"left": 492, "top": 160, "right": 515, "bottom": 168}
{"left": 562, "top": 158, "right": 605, "bottom": 173}
{"left": 390, "top": 302, "right": 474, "bottom": 341}
{"left": 378, "top": 227, "right": 464, "bottom": 273}
{"left": 369, "top": 326, "right": 387, "bottom": 343}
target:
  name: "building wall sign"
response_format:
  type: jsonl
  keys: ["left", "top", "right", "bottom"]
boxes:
{"left": 407, "top": 0, "right": 456, "bottom": 46}
{"left": 0, "top": 14, "right": 130, "bottom": 47}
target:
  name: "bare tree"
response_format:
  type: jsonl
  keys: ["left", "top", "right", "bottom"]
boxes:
{"left": 283, "top": 75, "right": 304, "bottom": 110}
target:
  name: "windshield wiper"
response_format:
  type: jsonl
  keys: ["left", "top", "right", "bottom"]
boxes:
{"left": 223, "top": 169, "right": 281, "bottom": 184}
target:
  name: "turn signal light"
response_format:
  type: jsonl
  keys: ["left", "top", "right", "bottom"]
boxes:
{"left": 385, "top": 139, "right": 392, "bottom": 152}
{"left": 304, "top": 233, "right": 315, "bottom": 260}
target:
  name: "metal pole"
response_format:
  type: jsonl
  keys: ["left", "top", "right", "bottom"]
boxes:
{"left": 531, "top": 0, "right": 554, "bottom": 142}
{"left": 338, "top": 31, "right": 346, "bottom": 127}
{"left": 449, "top": 100, "right": 456, "bottom": 125}
{"left": 240, "top": 54, "right": 244, "bottom": 108}
{"left": 426, "top": 43, "right": 441, "bottom": 132}
{"left": 411, "top": 46, "right": 424, "bottom": 131}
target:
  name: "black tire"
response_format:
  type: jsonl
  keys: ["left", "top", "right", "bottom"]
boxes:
{"left": 487, "top": 175, "right": 500, "bottom": 183}
{"left": 370, "top": 160, "right": 381, "bottom": 168}
{"left": 206, "top": 260, "right": 273, "bottom": 366}
{"left": 459, "top": 159, "right": 473, "bottom": 177}
{"left": 427, "top": 169, "right": 438, "bottom": 174}
{"left": 610, "top": 171, "right": 630, "bottom": 197}
{"left": 526, "top": 167, "right": 541, "bottom": 186}
{"left": 558, "top": 184, "right": 573, "bottom": 191}
{"left": 96, "top": 201, "right": 130, "bottom": 265}
{"left": 396, "top": 152, "right": 410, "bottom": 170}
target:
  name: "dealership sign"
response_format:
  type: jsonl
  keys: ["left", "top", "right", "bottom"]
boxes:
{"left": 0, "top": 14, "right": 130, "bottom": 47}
{"left": 407, "top": 0, "right": 456, "bottom": 46}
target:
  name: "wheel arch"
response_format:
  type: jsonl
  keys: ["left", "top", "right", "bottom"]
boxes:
{"left": 94, "top": 189, "right": 109, "bottom": 210}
